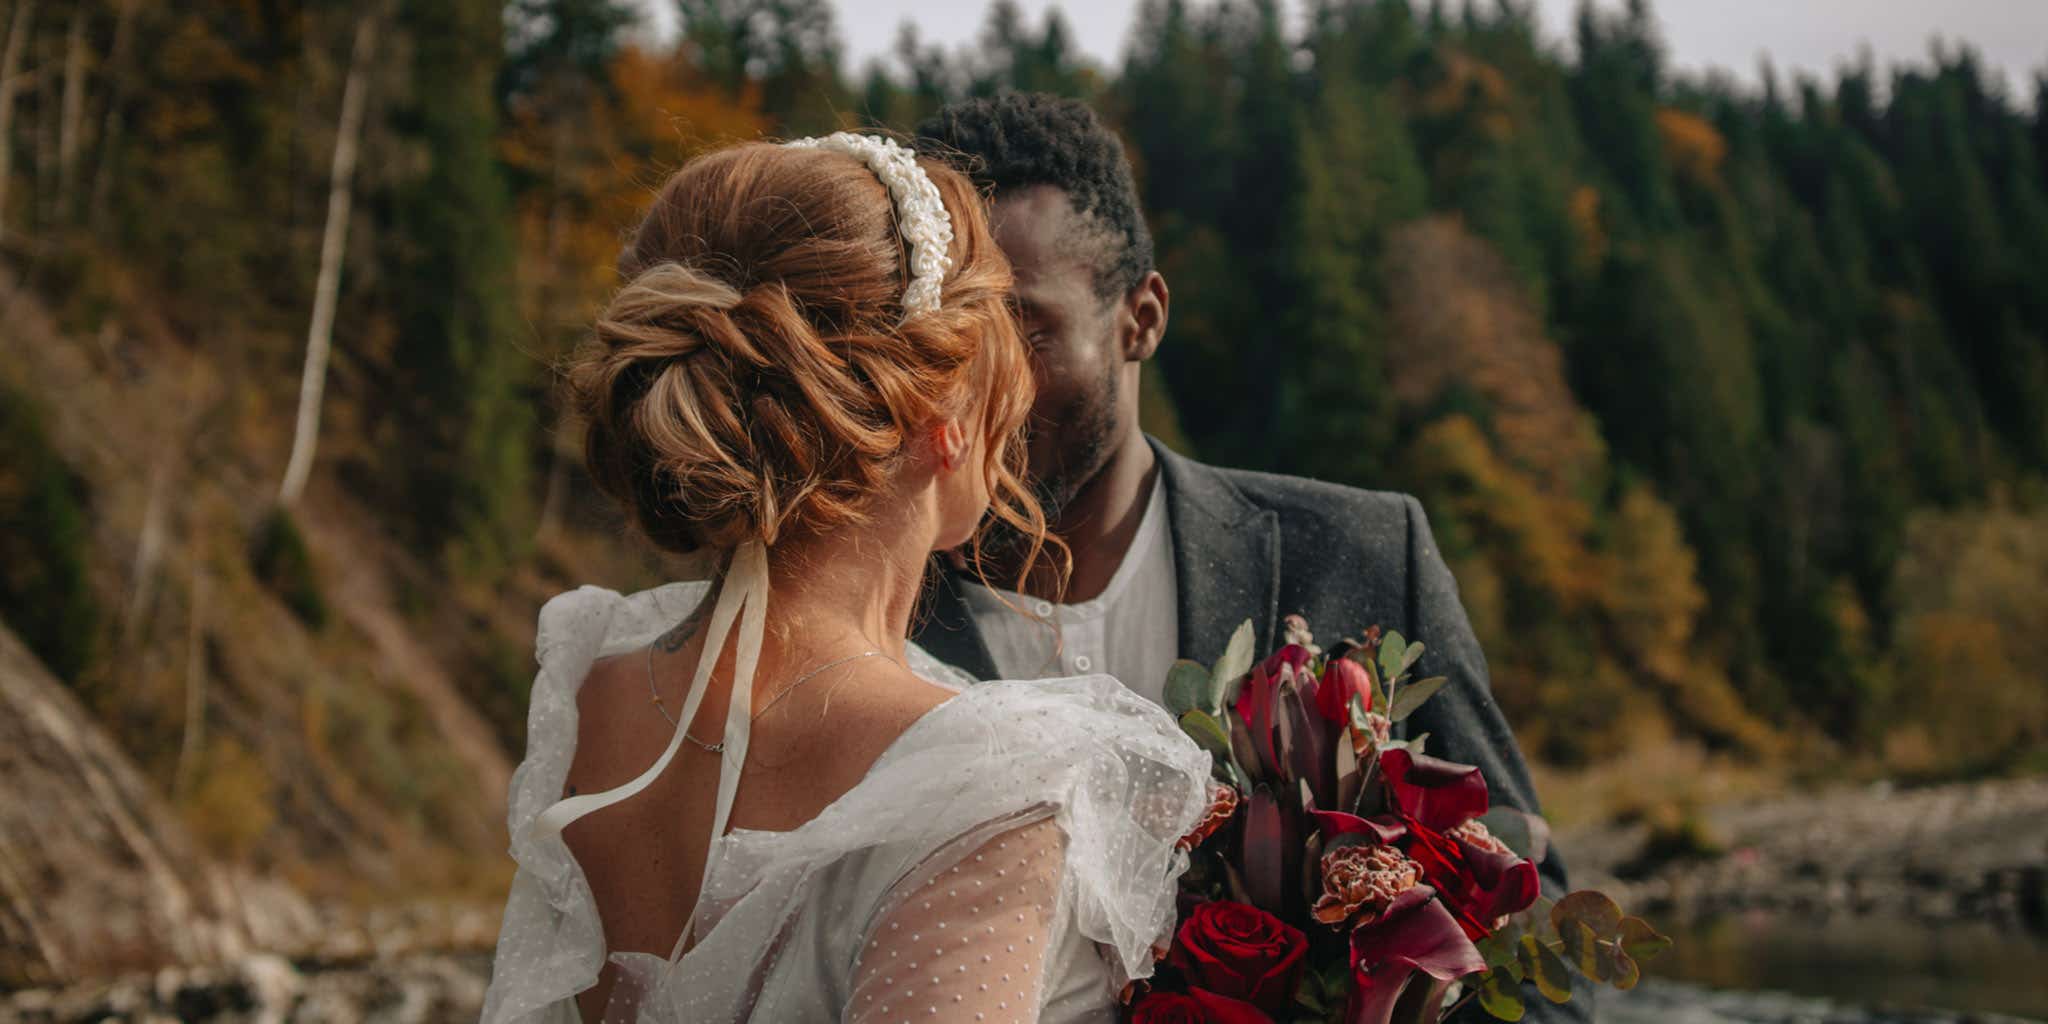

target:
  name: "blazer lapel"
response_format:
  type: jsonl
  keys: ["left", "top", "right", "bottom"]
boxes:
{"left": 914, "top": 563, "right": 1000, "bottom": 681}
{"left": 1152, "top": 437, "right": 1282, "bottom": 666}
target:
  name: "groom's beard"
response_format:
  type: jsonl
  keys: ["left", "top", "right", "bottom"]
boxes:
{"left": 973, "top": 363, "right": 1121, "bottom": 575}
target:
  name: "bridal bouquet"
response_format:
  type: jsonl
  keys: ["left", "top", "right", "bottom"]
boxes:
{"left": 1129, "top": 618, "right": 1668, "bottom": 1023}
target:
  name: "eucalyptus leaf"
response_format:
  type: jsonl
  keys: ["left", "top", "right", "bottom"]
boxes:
{"left": 1475, "top": 932, "right": 1520, "bottom": 971}
{"left": 1399, "top": 639, "right": 1426, "bottom": 676}
{"left": 1520, "top": 934, "right": 1574, "bottom": 1003}
{"left": 1476, "top": 969, "right": 1527, "bottom": 1021}
{"left": 1561, "top": 920, "right": 1605, "bottom": 981}
{"left": 1164, "top": 660, "right": 1211, "bottom": 717}
{"left": 1477, "top": 807, "right": 1552, "bottom": 862}
{"left": 1378, "top": 631, "right": 1409, "bottom": 683}
{"left": 1390, "top": 675, "right": 1450, "bottom": 722}
{"left": 1180, "top": 709, "right": 1234, "bottom": 759}
{"left": 1552, "top": 891, "right": 1625, "bottom": 939}
{"left": 1210, "top": 620, "right": 1257, "bottom": 704}
{"left": 1618, "top": 917, "right": 1672, "bottom": 962}
{"left": 1601, "top": 940, "right": 1642, "bottom": 990}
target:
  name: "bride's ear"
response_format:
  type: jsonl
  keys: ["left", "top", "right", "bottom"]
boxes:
{"left": 929, "top": 418, "right": 968, "bottom": 473}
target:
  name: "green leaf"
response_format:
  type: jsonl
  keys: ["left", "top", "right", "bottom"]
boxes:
{"left": 1600, "top": 940, "right": 1642, "bottom": 990}
{"left": 1551, "top": 892, "right": 1624, "bottom": 940}
{"left": 1618, "top": 917, "right": 1672, "bottom": 962}
{"left": 1399, "top": 640, "right": 1426, "bottom": 676}
{"left": 1476, "top": 807, "right": 1551, "bottom": 862}
{"left": 1405, "top": 731, "right": 1431, "bottom": 756}
{"left": 1475, "top": 932, "right": 1520, "bottom": 971}
{"left": 1390, "top": 675, "right": 1449, "bottom": 722}
{"left": 1476, "top": 969, "right": 1527, "bottom": 1021}
{"left": 1164, "top": 660, "right": 1211, "bottom": 717}
{"left": 1378, "top": 631, "right": 1409, "bottom": 684}
{"left": 1519, "top": 934, "right": 1574, "bottom": 1003}
{"left": 1210, "top": 620, "right": 1257, "bottom": 707}
{"left": 1181, "top": 709, "right": 1234, "bottom": 759}
{"left": 1560, "top": 920, "right": 1605, "bottom": 982}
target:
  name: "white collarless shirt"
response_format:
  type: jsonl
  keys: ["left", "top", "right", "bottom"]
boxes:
{"left": 959, "top": 477, "right": 1181, "bottom": 706}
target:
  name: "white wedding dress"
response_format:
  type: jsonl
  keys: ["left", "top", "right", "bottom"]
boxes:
{"left": 480, "top": 565, "right": 1211, "bottom": 1023}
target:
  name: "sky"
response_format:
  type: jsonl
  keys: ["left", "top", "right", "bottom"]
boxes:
{"left": 638, "top": 0, "right": 2048, "bottom": 98}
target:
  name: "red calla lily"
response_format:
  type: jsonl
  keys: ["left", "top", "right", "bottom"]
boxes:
{"left": 1309, "top": 809, "right": 1407, "bottom": 846}
{"left": 1398, "top": 815, "right": 1540, "bottom": 940}
{"left": 1345, "top": 886, "right": 1488, "bottom": 1024}
{"left": 1379, "top": 749, "right": 1490, "bottom": 832}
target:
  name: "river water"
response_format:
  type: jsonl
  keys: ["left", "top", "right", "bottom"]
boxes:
{"left": 1604, "top": 910, "right": 2048, "bottom": 1021}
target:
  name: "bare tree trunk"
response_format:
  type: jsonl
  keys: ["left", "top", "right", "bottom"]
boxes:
{"left": 87, "top": 0, "right": 135, "bottom": 232}
{"left": 279, "top": 11, "right": 378, "bottom": 507}
{"left": 34, "top": 25, "right": 54, "bottom": 229}
{"left": 0, "top": 0, "right": 38, "bottom": 243}
{"left": 55, "top": 1, "right": 82, "bottom": 216}
{"left": 535, "top": 104, "right": 574, "bottom": 539}
{"left": 175, "top": 559, "right": 209, "bottom": 799}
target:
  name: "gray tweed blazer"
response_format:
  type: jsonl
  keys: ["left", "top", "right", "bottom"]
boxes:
{"left": 913, "top": 437, "right": 1593, "bottom": 1023}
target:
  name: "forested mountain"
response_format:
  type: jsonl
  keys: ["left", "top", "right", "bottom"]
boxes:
{"left": 0, "top": 0, "right": 2042, "bottom": 904}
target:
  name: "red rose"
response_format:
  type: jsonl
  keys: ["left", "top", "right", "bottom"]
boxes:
{"left": 1168, "top": 900, "right": 1308, "bottom": 1016}
{"left": 1129, "top": 988, "right": 1275, "bottom": 1023}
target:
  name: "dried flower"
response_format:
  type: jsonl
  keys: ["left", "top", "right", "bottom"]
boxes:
{"left": 1312, "top": 843, "right": 1421, "bottom": 927}
{"left": 1178, "top": 783, "right": 1241, "bottom": 852}
{"left": 1448, "top": 818, "right": 1511, "bottom": 856}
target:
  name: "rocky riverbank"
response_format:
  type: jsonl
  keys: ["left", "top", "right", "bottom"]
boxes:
{"left": 0, "top": 952, "right": 490, "bottom": 1024}
{"left": 1603, "top": 977, "right": 2046, "bottom": 1024}
{"left": 1558, "top": 775, "right": 2048, "bottom": 929}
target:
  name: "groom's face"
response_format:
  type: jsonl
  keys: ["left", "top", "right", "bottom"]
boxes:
{"left": 991, "top": 186, "right": 1127, "bottom": 515}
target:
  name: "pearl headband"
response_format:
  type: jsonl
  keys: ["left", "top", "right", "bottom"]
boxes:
{"left": 785, "top": 133, "right": 955, "bottom": 321}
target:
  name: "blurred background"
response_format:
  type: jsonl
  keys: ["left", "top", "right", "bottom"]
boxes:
{"left": 0, "top": 0, "right": 2043, "bottom": 1020}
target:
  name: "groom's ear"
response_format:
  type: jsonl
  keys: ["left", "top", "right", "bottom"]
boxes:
{"left": 1121, "top": 271, "right": 1169, "bottom": 363}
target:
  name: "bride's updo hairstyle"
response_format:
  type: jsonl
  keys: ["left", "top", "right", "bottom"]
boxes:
{"left": 570, "top": 139, "right": 1049, "bottom": 583}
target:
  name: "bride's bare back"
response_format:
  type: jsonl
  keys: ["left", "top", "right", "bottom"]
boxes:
{"left": 563, "top": 630, "right": 954, "bottom": 1020}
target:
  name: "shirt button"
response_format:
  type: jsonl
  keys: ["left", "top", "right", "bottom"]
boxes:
{"left": 1073, "top": 655, "right": 1093, "bottom": 672}
{"left": 1033, "top": 600, "right": 1053, "bottom": 616}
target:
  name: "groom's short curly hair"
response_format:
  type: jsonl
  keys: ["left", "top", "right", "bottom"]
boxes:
{"left": 915, "top": 93, "right": 1154, "bottom": 301}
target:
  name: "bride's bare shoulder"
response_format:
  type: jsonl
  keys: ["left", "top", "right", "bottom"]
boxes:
{"left": 765, "top": 660, "right": 953, "bottom": 769}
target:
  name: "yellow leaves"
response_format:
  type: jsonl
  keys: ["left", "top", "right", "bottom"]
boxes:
{"left": 178, "top": 737, "right": 276, "bottom": 860}
{"left": 1601, "top": 485, "right": 1703, "bottom": 683}
{"left": 609, "top": 45, "right": 766, "bottom": 157}
{"left": 1413, "top": 49, "right": 1513, "bottom": 140}
{"left": 1881, "top": 501, "right": 2048, "bottom": 772}
{"left": 1568, "top": 185, "right": 1607, "bottom": 270}
{"left": 1654, "top": 107, "right": 1727, "bottom": 190}
{"left": 1386, "top": 218, "right": 1608, "bottom": 498}
{"left": 501, "top": 45, "right": 768, "bottom": 355}
{"left": 1407, "top": 415, "right": 1600, "bottom": 614}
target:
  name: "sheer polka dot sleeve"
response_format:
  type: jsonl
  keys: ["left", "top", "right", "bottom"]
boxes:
{"left": 846, "top": 818, "right": 1067, "bottom": 1024}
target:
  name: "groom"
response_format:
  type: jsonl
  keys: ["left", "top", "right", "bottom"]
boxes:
{"left": 912, "top": 94, "right": 1590, "bottom": 1022}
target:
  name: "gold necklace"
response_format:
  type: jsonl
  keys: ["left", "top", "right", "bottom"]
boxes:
{"left": 645, "top": 644, "right": 889, "bottom": 754}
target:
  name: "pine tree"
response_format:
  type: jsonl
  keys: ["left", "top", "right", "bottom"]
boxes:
{"left": 375, "top": 0, "right": 535, "bottom": 570}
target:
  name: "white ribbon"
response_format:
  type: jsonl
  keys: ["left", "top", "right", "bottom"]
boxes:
{"left": 529, "top": 541, "right": 772, "bottom": 886}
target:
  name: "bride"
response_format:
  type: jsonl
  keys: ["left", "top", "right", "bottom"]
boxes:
{"left": 479, "top": 133, "right": 1211, "bottom": 1023}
